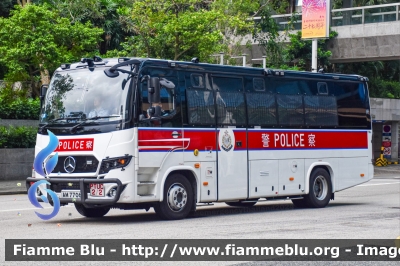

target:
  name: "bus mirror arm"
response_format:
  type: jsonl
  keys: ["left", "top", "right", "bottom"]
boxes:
{"left": 141, "top": 75, "right": 150, "bottom": 83}
{"left": 146, "top": 105, "right": 161, "bottom": 119}
{"left": 139, "top": 114, "right": 161, "bottom": 126}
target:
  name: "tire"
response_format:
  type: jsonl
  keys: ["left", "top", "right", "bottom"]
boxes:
{"left": 291, "top": 199, "right": 307, "bottom": 208}
{"left": 154, "top": 174, "right": 193, "bottom": 220}
{"left": 303, "top": 168, "right": 332, "bottom": 208}
{"left": 74, "top": 203, "right": 110, "bottom": 218}
{"left": 225, "top": 201, "right": 257, "bottom": 207}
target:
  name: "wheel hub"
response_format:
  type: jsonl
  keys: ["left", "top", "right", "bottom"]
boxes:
{"left": 313, "top": 175, "right": 328, "bottom": 200}
{"left": 167, "top": 183, "right": 188, "bottom": 212}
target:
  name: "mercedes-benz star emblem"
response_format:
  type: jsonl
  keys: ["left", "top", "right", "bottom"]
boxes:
{"left": 64, "top": 156, "right": 76, "bottom": 173}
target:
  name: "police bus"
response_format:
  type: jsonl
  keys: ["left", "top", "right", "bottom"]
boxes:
{"left": 27, "top": 57, "right": 373, "bottom": 220}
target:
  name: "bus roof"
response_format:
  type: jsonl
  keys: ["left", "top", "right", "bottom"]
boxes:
{"left": 57, "top": 57, "right": 368, "bottom": 82}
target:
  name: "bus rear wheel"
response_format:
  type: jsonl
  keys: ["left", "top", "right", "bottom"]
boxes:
{"left": 303, "top": 168, "right": 332, "bottom": 208}
{"left": 154, "top": 174, "right": 193, "bottom": 220}
{"left": 225, "top": 201, "right": 257, "bottom": 207}
{"left": 74, "top": 203, "right": 110, "bottom": 218}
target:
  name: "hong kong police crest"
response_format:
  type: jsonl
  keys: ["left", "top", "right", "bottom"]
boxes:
{"left": 221, "top": 130, "right": 233, "bottom": 152}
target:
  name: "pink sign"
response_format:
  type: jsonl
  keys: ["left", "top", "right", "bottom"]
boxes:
{"left": 302, "top": 0, "right": 330, "bottom": 39}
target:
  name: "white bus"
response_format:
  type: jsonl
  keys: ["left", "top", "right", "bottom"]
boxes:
{"left": 27, "top": 57, "right": 373, "bottom": 220}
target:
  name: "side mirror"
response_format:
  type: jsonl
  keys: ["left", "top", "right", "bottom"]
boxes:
{"left": 40, "top": 84, "right": 48, "bottom": 98}
{"left": 149, "top": 77, "right": 160, "bottom": 104}
{"left": 39, "top": 84, "right": 48, "bottom": 107}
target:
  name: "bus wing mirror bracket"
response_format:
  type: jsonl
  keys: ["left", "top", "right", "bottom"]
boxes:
{"left": 263, "top": 68, "right": 273, "bottom": 76}
{"left": 104, "top": 69, "right": 119, "bottom": 78}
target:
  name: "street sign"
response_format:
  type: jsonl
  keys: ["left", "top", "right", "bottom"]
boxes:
{"left": 382, "top": 141, "right": 391, "bottom": 148}
{"left": 383, "top": 147, "right": 391, "bottom": 156}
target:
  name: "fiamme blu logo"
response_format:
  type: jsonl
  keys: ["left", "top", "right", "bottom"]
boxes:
{"left": 28, "top": 130, "right": 60, "bottom": 220}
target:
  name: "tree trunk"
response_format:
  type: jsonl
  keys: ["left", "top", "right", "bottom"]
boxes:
{"left": 40, "top": 68, "right": 50, "bottom": 86}
{"left": 17, "top": 0, "right": 31, "bottom": 7}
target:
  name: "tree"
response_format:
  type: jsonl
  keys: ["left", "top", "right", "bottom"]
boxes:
{"left": 335, "top": 60, "right": 400, "bottom": 98}
{"left": 39, "top": 0, "right": 134, "bottom": 54}
{"left": 0, "top": 4, "right": 103, "bottom": 96}
{"left": 116, "top": 0, "right": 259, "bottom": 62}
{"left": 284, "top": 30, "right": 338, "bottom": 71}
{"left": 252, "top": 5, "right": 290, "bottom": 67}
{"left": 0, "top": 1, "right": 15, "bottom": 18}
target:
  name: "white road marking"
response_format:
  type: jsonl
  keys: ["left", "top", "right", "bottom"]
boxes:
{"left": 357, "top": 182, "right": 400, "bottom": 187}
{"left": 0, "top": 205, "right": 72, "bottom": 212}
{"left": 0, "top": 207, "right": 53, "bottom": 212}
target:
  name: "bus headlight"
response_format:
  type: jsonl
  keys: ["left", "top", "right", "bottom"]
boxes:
{"left": 100, "top": 155, "right": 132, "bottom": 174}
{"left": 109, "top": 187, "right": 117, "bottom": 197}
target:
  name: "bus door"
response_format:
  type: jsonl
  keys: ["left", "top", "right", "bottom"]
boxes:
{"left": 138, "top": 71, "right": 184, "bottom": 171}
{"left": 212, "top": 76, "right": 248, "bottom": 201}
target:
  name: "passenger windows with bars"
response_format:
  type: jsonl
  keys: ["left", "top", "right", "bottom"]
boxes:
{"left": 186, "top": 90, "right": 215, "bottom": 125}
{"left": 186, "top": 90, "right": 246, "bottom": 127}
{"left": 247, "top": 93, "right": 277, "bottom": 126}
{"left": 304, "top": 96, "right": 338, "bottom": 126}
{"left": 247, "top": 94, "right": 338, "bottom": 127}
{"left": 276, "top": 94, "right": 304, "bottom": 126}
{"left": 185, "top": 76, "right": 366, "bottom": 129}
{"left": 215, "top": 92, "right": 246, "bottom": 126}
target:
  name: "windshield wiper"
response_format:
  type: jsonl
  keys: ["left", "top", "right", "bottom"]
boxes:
{"left": 39, "top": 118, "right": 68, "bottom": 134}
{"left": 70, "top": 115, "right": 121, "bottom": 133}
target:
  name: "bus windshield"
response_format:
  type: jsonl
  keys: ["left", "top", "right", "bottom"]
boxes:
{"left": 40, "top": 68, "right": 130, "bottom": 124}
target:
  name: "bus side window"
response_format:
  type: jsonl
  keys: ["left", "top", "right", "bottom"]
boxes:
{"left": 317, "top": 82, "right": 328, "bottom": 95}
{"left": 276, "top": 94, "right": 304, "bottom": 126}
{"left": 216, "top": 92, "right": 246, "bottom": 126}
{"left": 253, "top": 78, "right": 265, "bottom": 91}
{"left": 211, "top": 76, "right": 243, "bottom": 92}
{"left": 186, "top": 89, "right": 215, "bottom": 125}
{"left": 211, "top": 76, "right": 245, "bottom": 127}
{"left": 246, "top": 92, "right": 277, "bottom": 126}
{"left": 191, "top": 74, "right": 204, "bottom": 89}
{"left": 334, "top": 81, "right": 369, "bottom": 128}
{"left": 275, "top": 80, "right": 300, "bottom": 95}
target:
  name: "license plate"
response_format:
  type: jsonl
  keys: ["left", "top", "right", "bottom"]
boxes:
{"left": 61, "top": 190, "right": 81, "bottom": 198}
{"left": 90, "top": 183, "right": 104, "bottom": 197}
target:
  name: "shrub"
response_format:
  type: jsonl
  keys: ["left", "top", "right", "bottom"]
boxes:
{"left": 0, "top": 126, "right": 37, "bottom": 148}
{"left": 0, "top": 97, "right": 40, "bottom": 120}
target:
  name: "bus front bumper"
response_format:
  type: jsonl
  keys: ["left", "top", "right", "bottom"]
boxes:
{"left": 26, "top": 177, "right": 123, "bottom": 208}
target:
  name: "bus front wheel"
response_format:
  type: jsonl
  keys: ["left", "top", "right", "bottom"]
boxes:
{"left": 154, "top": 174, "right": 194, "bottom": 220}
{"left": 74, "top": 203, "right": 110, "bottom": 218}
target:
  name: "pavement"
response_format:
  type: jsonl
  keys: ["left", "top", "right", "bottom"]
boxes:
{"left": 0, "top": 179, "right": 28, "bottom": 195}
{"left": 0, "top": 165, "right": 399, "bottom": 195}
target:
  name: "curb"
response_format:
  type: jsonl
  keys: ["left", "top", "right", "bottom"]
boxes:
{"left": 0, "top": 191, "right": 27, "bottom": 196}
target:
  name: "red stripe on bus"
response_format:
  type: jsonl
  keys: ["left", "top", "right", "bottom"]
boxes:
{"left": 248, "top": 131, "right": 368, "bottom": 149}
{"left": 138, "top": 129, "right": 368, "bottom": 151}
